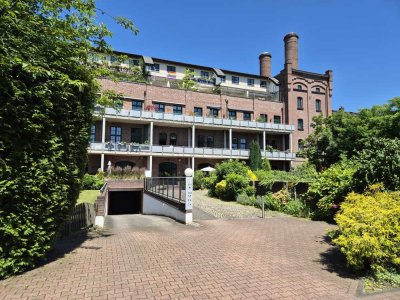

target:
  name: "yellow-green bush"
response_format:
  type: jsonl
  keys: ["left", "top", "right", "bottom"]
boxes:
{"left": 334, "top": 186, "right": 400, "bottom": 274}
{"left": 215, "top": 180, "right": 227, "bottom": 199}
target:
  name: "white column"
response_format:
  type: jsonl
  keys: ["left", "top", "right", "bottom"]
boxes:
{"left": 101, "top": 153, "right": 105, "bottom": 171}
{"left": 148, "top": 155, "right": 153, "bottom": 176}
{"left": 263, "top": 131, "right": 266, "bottom": 152}
{"left": 192, "top": 157, "right": 195, "bottom": 170}
{"left": 289, "top": 133, "right": 293, "bottom": 153}
{"left": 149, "top": 121, "right": 153, "bottom": 146}
{"left": 192, "top": 125, "right": 195, "bottom": 148}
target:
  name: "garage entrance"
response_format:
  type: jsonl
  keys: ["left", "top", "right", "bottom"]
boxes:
{"left": 108, "top": 191, "right": 142, "bottom": 215}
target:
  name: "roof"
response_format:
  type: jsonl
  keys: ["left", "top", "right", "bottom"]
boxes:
{"left": 111, "top": 50, "right": 279, "bottom": 84}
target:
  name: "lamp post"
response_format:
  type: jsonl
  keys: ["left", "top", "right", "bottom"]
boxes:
{"left": 184, "top": 168, "right": 193, "bottom": 211}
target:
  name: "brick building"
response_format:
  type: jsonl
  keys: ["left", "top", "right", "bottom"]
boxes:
{"left": 88, "top": 32, "right": 333, "bottom": 176}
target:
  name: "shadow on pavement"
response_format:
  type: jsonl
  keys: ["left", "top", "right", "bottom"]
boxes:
{"left": 318, "top": 234, "right": 357, "bottom": 279}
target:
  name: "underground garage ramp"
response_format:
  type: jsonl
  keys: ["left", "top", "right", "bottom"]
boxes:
{"left": 108, "top": 191, "right": 142, "bottom": 215}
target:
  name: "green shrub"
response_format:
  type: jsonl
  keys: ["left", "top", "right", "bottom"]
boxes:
{"left": 208, "top": 159, "right": 248, "bottom": 196}
{"left": 261, "top": 158, "right": 272, "bottom": 172}
{"left": 236, "top": 193, "right": 256, "bottom": 206}
{"left": 283, "top": 199, "right": 310, "bottom": 217}
{"left": 263, "top": 193, "right": 282, "bottom": 211}
{"left": 203, "top": 173, "right": 217, "bottom": 190}
{"left": 193, "top": 170, "right": 204, "bottom": 190}
{"left": 81, "top": 174, "right": 104, "bottom": 190}
{"left": 334, "top": 187, "right": 400, "bottom": 275}
{"left": 249, "top": 140, "right": 262, "bottom": 171}
{"left": 305, "top": 159, "right": 358, "bottom": 221}
{"left": 243, "top": 185, "right": 256, "bottom": 196}
{"left": 223, "top": 173, "right": 250, "bottom": 201}
{"left": 215, "top": 180, "right": 227, "bottom": 199}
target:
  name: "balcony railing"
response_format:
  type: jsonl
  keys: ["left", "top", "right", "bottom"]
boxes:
{"left": 89, "top": 143, "right": 296, "bottom": 160}
{"left": 98, "top": 108, "right": 295, "bottom": 132}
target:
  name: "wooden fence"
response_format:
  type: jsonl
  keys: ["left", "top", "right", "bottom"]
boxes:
{"left": 60, "top": 203, "right": 96, "bottom": 237}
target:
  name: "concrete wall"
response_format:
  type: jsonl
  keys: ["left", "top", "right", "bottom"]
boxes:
{"left": 142, "top": 192, "right": 192, "bottom": 224}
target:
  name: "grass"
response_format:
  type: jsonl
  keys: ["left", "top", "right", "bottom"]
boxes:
{"left": 77, "top": 190, "right": 99, "bottom": 204}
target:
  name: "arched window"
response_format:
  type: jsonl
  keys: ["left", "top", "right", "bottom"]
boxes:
{"left": 170, "top": 133, "right": 177, "bottom": 146}
{"left": 206, "top": 136, "right": 214, "bottom": 148}
{"left": 298, "top": 139, "right": 304, "bottom": 151}
{"left": 297, "top": 97, "right": 303, "bottom": 110}
{"left": 316, "top": 99, "right": 322, "bottom": 112}
{"left": 159, "top": 162, "right": 177, "bottom": 177}
{"left": 159, "top": 133, "right": 167, "bottom": 145}
{"left": 297, "top": 119, "right": 304, "bottom": 131}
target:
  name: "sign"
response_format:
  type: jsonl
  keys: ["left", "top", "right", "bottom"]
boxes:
{"left": 185, "top": 177, "right": 193, "bottom": 211}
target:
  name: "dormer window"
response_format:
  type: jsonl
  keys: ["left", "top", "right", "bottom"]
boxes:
{"left": 316, "top": 87, "right": 321, "bottom": 92}
{"left": 297, "top": 85, "right": 302, "bottom": 90}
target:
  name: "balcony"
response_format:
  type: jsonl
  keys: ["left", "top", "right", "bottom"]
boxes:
{"left": 98, "top": 108, "right": 295, "bottom": 133}
{"left": 89, "top": 142, "right": 296, "bottom": 161}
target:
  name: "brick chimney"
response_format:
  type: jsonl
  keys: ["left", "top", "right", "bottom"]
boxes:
{"left": 284, "top": 32, "right": 299, "bottom": 70}
{"left": 259, "top": 52, "right": 272, "bottom": 78}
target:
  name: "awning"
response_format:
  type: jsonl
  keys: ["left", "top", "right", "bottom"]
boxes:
{"left": 212, "top": 68, "right": 225, "bottom": 77}
{"left": 142, "top": 56, "right": 154, "bottom": 65}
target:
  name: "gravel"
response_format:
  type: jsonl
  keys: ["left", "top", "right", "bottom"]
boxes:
{"left": 193, "top": 190, "right": 281, "bottom": 220}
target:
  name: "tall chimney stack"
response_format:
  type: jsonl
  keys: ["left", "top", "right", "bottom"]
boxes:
{"left": 259, "top": 52, "right": 272, "bottom": 78}
{"left": 284, "top": 32, "right": 299, "bottom": 70}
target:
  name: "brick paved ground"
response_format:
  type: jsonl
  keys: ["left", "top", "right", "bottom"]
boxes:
{"left": 1, "top": 216, "right": 400, "bottom": 300}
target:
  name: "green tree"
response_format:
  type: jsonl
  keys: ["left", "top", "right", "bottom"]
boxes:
{"left": 353, "top": 138, "right": 400, "bottom": 192}
{"left": 249, "top": 140, "right": 262, "bottom": 171}
{"left": 179, "top": 68, "right": 198, "bottom": 91}
{"left": 0, "top": 0, "right": 136, "bottom": 278}
{"left": 304, "top": 98, "right": 400, "bottom": 171}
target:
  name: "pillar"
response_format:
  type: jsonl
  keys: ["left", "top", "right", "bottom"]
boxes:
{"left": 229, "top": 128, "right": 232, "bottom": 156}
{"left": 149, "top": 121, "right": 153, "bottom": 146}
{"left": 263, "top": 131, "right": 266, "bottom": 152}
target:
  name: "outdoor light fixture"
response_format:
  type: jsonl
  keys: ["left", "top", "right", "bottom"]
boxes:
{"left": 184, "top": 168, "right": 194, "bottom": 177}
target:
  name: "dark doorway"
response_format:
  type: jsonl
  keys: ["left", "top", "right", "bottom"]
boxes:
{"left": 108, "top": 191, "right": 142, "bottom": 215}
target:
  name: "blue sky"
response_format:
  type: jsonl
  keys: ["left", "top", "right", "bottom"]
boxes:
{"left": 96, "top": 0, "right": 400, "bottom": 112}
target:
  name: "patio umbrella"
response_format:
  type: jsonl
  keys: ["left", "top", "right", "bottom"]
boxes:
{"left": 200, "top": 166, "right": 216, "bottom": 172}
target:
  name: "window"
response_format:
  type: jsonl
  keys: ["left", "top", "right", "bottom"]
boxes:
{"left": 131, "top": 128, "right": 142, "bottom": 143}
{"left": 247, "top": 79, "right": 254, "bottom": 86}
{"left": 259, "top": 114, "right": 267, "bottom": 122}
{"left": 167, "top": 65, "right": 176, "bottom": 73}
{"left": 110, "top": 55, "right": 117, "bottom": 64}
{"left": 159, "top": 162, "right": 177, "bottom": 177}
{"left": 197, "top": 135, "right": 205, "bottom": 147}
{"left": 201, "top": 71, "right": 209, "bottom": 79}
{"left": 207, "top": 136, "right": 214, "bottom": 148}
{"left": 297, "top": 97, "right": 303, "bottom": 110}
{"left": 232, "top": 76, "right": 239, "bottom": 84}
{"left": 232, "top": 138, "right": 238, "bottom": 149}
{"left": 194, "top": 107, "right": 203, "bottom": 117}
{"left": 110, "top": 126, "right": 122, "bottom": 143}
{"left": 209, "top": 108, "right": 219, "bottom": 118}
{"left": 260, "top": 80, "right": 267, "bottom": 88}
{"left": 240, "top": 138, "right": 247, "bottom": 150}
{"left": 316, "top": 99, "right": 322, "bottom": 112}
{"left": 159, "top": 133, "right": 167, "bottom": 145}
{"left": 147, "top": 63, "right": 160, "bottom": 72}
{"left": 316, "top": 87, "right": 321, "bottom": 93}
{"left": 90, "top": 125, "right": 96, "bottom": 143}
{"left": 220, "top": 77, "right": 226, "bottom": 83}
{"left": 170, "top": 133, "right": 177, "bottom": 145}
{"left": 243, "top": 112, "right": 251, "bottom": 121}
{"left": 173, "top": 105, "right": 183, "bottom": 115}
{"left": 229, "top": 110, "right": 237, "bottom": 120}
{"left": 298, "top": 119, "right": 304, "bottom": 131}
{"left": 298, "top": 139, "right": 304, "bottom": 151}
{"left": 128, "top": 58, "right": 139, "bottom": 66}
{"left": 297, "top": 84, "right": 302, "bottom": 90}
{"left": 274, "top": 115, "right": 281, "bottom": 124}
{"left": 154, "top": 103, "right": 165, "bottom": 112}
{"left": 132, "top": 100, "right": 143, "bottom": 111}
